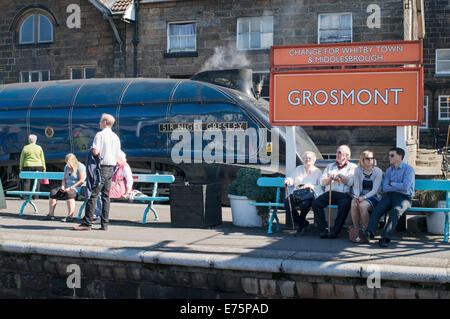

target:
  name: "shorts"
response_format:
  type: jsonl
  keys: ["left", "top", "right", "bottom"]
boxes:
{"left": 50, "top": 187, "right": 78, "bottom": 200}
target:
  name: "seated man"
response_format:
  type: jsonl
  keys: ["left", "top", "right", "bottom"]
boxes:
{"left": 362, "top": 147, "right": 415, "bottom": 248}
{"left": 312, "top": 145, "right": 357, "bottom": 238}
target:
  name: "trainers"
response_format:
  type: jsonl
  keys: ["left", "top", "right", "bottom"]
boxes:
{"left": 44, "top": 215, "right": 55, "bottom": 221}
{"left": 99, "top": 225, "right": 108, "bottom": 231}
{"left": 359, "top": 229, "right": 369, "bottom": 243}
{"left": 73, "top": 225, "right": 91, "bottom": 231}
{"left": 61, "top": 216, "right": 74, "bottom": 223}
{"left": 328, "top": 231, "right": 338, "bottom": 239}
{"left": 320, "top": 230, "right": 329, "bottom": 239}
{"left": 378, "top": 237, "right": 390, "bottom": 248}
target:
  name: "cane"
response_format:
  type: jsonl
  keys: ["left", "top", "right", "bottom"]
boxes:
{"left": 286, "top": 186, "right": 295, "bottom": 230}
{"left": 328, "top": 179, "right": 332, "bottom": 233}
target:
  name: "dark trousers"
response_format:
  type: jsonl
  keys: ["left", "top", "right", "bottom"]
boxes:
{"left": 312, "top": 191, "right": 352, "bottom": 234}
{"left": 367, "top": 192, "right": 411, "bottom": 240}
{"left": 21, "top": 166, "right": 44, "bottom": 199}
{"left": 284, "top": 195, "right": 312, "bottom": 229}
{"left": 82, "top": 166, "right": 114, "bottom": 227}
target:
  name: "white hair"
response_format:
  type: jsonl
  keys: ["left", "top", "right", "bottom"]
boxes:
{"left": 117, "top": 150, "right": 126, "bottom": 161}
{"left": 28, "top": 134, "right": 37, "bottom": 144}
{"left": 338, "top": 144, "right": 351, "bottom": 157}
{"left": 303, "top": 151, "right": 317, "bottom": 162}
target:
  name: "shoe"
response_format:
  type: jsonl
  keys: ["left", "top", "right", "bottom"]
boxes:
{"left": 61, "top": 216, "right": 74, "bottom": 223}
{"left": 296, "top": 221, "right": 309, "bottom": 236}
{"left": 73, "top": 225, "right": 91, "bottom": 231}
{"left": 99, "top": 225, "right": 108, "bottom": 231}
{"left": 359, "top": 229, "right": 369, "bottom": 243}
{"left": 93, "top": 217, "right": 101, "bottom": 224}
{"left": 320, "top": 230, "right": 329, "bottom": 238}
{"left": 328, "top": 231, "right": 337, "bottom": 239}
{"left": 378, "top": 237, "right": 390, "bottom": 248}
{"left": 44, "top": 215, "right": 55, "bottom": 221}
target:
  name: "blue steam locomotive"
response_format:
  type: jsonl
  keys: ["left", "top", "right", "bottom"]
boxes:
{"left": 0, "top": 68, "right": 321, "bottom": 199}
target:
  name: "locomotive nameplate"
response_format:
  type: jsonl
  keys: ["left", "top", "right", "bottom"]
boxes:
{"left": 159, "top": 122, "right": 248, "bottom": 132}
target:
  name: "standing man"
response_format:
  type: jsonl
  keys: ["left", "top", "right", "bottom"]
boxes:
{"left": 74, "top": 113, "right": 121, "bottom": 231}
{"left": 312, "top": 145, "right": 357, "bottom": 238}
{"left": 362, "top": 147, "right": 415, "bottom": 247}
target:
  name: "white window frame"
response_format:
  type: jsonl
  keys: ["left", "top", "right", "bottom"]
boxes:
{"left": 436, "top": 49, "right": 450, "bottom": 75}
{"left": 318, "top": 12, "right": 352, "bottom": 44}
{"left": 70, "top": 66, "right": 96, "bottom": 79}
{"left": 236, "top": 16, "right": 273, "bottom": 50}
{"left": 20, "top": 70, "right": 50, "bottom": 82}
{"left": 19, "top": 13, "right": 53, "bottom": 45}
{"left": 438, "top": 95, "right": 450, "bottom": 120}
{"left": 420, "top": 96, "right": 429, "bottom": 129}
{"left": 167, "top": 21, "right": 197, "bottom": 53}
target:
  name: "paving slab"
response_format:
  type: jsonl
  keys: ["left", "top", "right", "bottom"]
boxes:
{"left": 0, "top": 198, "right": 449, "bottom": 283}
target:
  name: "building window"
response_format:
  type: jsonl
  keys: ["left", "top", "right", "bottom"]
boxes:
{"left": 436, "top": 49, "right": 450, "bottom": 75}
{"left": 420, "top": 96, "right": 428, "bottom": 129}
{"left": 237, "top": 16, "right": 273, "bottom": 50}
{"left": 167, "top": 22, "right": 196, "bottom": 53}
{"left": 318, "top": 13, "right": 352, "bottom": 44}
{"left": 20, "top": 70, "right": 50, "bottom": 82}
{"left": 70, "top": 66, "right": 96, "bottom": 79}
{"left": 439, "top": 95, "right": 450, "bottom": 120}
{"left": 19, "top": 13, "right": 54, "bottom": 44}
{"left": 253, "top": 71, "right": 270, "bottom": 100}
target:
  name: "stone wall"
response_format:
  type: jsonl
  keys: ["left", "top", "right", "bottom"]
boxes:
{"left": 0, "top": 251, "right": 448, "bottom": 299}
{"left": 0, "top": 0, "right": 128, "bottom": 84}
{"left": 421, "top": 0, "right": 450, "bottom": 146}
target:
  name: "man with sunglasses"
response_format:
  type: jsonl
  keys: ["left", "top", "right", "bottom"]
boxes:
{"left": 362, "top": 147, "right": 415, "bottom": 248}
{"left": 312, "top": 145, "right": 357, "bottom": 239}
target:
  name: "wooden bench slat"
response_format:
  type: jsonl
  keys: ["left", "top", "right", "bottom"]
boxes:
{"left": 132, "top": 174, "right": 175, "bottom": 184}
{"left": 19, "top": 171, "right": 64, "bottom": 180}
{"left": 133, "top": 197, "right": 170, "bottom": 202}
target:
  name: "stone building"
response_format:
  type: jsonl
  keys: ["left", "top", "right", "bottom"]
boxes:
{"left": 1, "top": 0, "right": 432, "bottom": 169}
{"left": 0, "top": 0, "right": 129, "bottom": 84}
{"left": 420, "top": 0, "right": 450, "bottom": 149}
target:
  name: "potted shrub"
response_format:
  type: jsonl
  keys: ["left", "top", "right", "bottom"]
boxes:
{"left": 415, "top": 189, "right": 446, "bottom": 234}
{"left": 227, "top": 168, "right": 276, "bottom": 227}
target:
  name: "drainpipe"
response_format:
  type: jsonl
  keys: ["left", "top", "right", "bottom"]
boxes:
{"left": 133, "top": 0, "right": 139, "bottom": 77}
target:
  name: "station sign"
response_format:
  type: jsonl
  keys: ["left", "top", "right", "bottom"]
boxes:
{"left": 270, "top": 68, "right": 422, "bottom": 126}
{"left": 270, "top": 40, "right": 423, "bottom": 126}
{"left": 271, "top": 40, "right": 422, "bottom": 68}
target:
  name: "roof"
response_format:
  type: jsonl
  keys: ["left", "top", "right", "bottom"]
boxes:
{"left": 89, "top": 0, "right": 133, "bottom": 14}
{"left": 111, "top": 0, "right": 133, "bottom": 12}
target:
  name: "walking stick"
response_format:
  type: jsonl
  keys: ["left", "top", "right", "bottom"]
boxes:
{"left": 328, "top": 179, "right": 332, "bottom": 232}
{"left": 287, "top": 186, "right": 295, "bottom": 230}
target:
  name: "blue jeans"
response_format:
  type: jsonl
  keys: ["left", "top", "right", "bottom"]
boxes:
{"left": 367, "top": 192, "right": 411, "bottom": 240}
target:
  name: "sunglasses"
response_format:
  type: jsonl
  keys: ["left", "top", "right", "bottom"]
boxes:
{"left": 365, "top": 157, "right": 374, "bottom": 160}
{"left": 389, "top": 153, "right": 396, "bottom": 158}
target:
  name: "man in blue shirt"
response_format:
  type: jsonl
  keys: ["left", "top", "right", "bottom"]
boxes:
{"left": 362, "top": 147, "right": 415, "bottom": 247}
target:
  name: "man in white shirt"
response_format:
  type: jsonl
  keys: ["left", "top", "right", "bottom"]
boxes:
{"left": 74, "top": 113, "right": 121, "bottom": 231}
{"left": 311, "top": 145, "right": 357, "bottom": 238}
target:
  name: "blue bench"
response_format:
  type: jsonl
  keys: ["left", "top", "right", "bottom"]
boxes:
{"left": 251, "top": 177, "right": 450, "bottom": 242}
{"left": 409, "top": 179, "right": 449, "bottom": 243}
{"left": 249, "top": 177, "right": 338, "bottom": 234}
{"left": 131, "top": 173, "right": 175, "bottom": 224}
{"left": 6, "top": 171, "right": 87, "bottom": 218}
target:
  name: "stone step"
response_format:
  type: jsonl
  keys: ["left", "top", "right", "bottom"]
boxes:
{"left": 415, "top": 159, "right": 442, "bottom": 167}
{"left": 415, "top": 165, "right": 442, "bottom": 176}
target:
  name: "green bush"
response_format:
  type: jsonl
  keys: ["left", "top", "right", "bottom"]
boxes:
{"left": 414, "top": 190, "right": 446, "bottom": 208}
{"left": 228, "top": 168, "right": 277, "bottom": 223}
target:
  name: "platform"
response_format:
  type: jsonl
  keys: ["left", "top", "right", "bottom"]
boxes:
{"left": 0, "top": 198, "right": 449, "bottom": 299}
